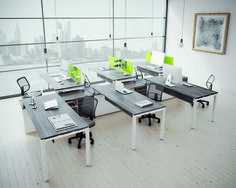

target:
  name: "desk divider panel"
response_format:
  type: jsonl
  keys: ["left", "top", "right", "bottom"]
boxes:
{"left": 108, "top": 56, "right": 133, "bottom": 74}
{"left": 68, "top": 64, "right": 81, "bottom": 83}
{"left": 145, "top": 52, "right": 152, "bottom": 62}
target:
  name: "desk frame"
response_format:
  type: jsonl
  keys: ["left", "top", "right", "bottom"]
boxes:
{"left": 22, "top": 93, "right": 91, "bottom": 182}
{"left": 93, "top": 84, "right": 166, "bottom": 150}
{"left": 40, "top": 128, "right": 90, "bottom": 181}
{"left": 146, "top": 77, "right": 218, "bottom": 129}
{"left": 192, "top": 94, "right": 217, "bottom": 129}
{"left": 131, "top": 109, "right": 166, "bottom": 150}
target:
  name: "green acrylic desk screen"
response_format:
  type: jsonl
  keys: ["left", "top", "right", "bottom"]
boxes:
{"left": 164, "top": 56, "right": 174, "bottom": 65}
{"left": 108, "top": 56, "right": 133, "bottom": 74}
{"left": 145, "top": 52, "right": 152, "bottom": 62}
{"left": 68, "top": 64, "right": 81, "bottom": 83}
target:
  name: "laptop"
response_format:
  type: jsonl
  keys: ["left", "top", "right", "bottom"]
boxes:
{"left": 115, "top": 81, "right": 133, "bottom": 94}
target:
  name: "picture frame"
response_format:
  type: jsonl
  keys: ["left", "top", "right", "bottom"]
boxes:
{"left": 192, "top": 13, "right": 230, "bottom": 55}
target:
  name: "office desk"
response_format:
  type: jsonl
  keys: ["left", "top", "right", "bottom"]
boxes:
{"left": 90, "top": 67, "right": 136, "bottom": 83}
{"left": 147, "top": 76, "right": 218, "bottom": 129}
{"left": 40, "top": 73, "right": 84, "bottom": 92}
{"left": 137, "top": 62, "right": 163, "bottom": 76}
{"left": 92, "top": 84, "right": 166, "bottom": 150}
{"left": 22, "top": 93, "right": 90, "bottom": 181}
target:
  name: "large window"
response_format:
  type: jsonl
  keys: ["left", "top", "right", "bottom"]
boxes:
{"left": 0, "top": 0, "right": 167, "bottom": 99}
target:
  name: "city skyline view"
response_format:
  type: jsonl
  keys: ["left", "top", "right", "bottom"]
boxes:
{"left": 0, "top": 0, "right": 167, "bottom": 98}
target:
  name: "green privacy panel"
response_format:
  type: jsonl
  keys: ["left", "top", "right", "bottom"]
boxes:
{"left": 164, "top": 56, "right": 174, "bottom": 65}
{"left": 108, "top": 56, "right": 133, "bottom": 74}
{"left": 145, "top": 52, "right": 152, "bottom": 62}
{"left": 68, "top": 64, "right": 81, "bottom": 82}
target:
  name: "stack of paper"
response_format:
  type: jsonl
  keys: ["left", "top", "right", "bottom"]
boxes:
{"left": 48, "top": 113, "right": 76, "bottom": 131}
{"left": 44, "top": 99, "right": 59, "bottom": 110}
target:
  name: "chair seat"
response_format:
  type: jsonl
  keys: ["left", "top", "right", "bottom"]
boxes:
{"left": 81, "top": 117, "right": 95, "bottom": 128}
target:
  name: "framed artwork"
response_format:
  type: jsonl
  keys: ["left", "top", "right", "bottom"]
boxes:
{"left": 192, "top": 13, "right": 230, "bottom": 55}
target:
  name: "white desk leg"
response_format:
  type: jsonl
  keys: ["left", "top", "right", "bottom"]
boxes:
{"left": 85, "top": 128, "right": 91, "bottom": 166}
{"left": 40, "top": 140, "right": 49, "bottom": 182}
{"left": 192, "top": 99, "right": 197, "bottom": 129}
{"left": 160, "top": 109, "right": 166, "bottom": 140}
{"left": 211, "top": 95, "right": 217, "bottom": 122}
{"left": 132, "top": 116, "right": 137, "bottom": 151}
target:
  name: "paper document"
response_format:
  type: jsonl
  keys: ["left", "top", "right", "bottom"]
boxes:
{"left": 48, "top": 113, "right": 76, "bottom": 131}
{"left": 44, "top": 99, "right": 59, "bottom": 110}
{"left": 135, "top": 100, "right": 153, "bottom": 108}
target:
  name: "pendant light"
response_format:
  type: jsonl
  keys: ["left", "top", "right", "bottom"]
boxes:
{"left": 124, "top": 0, "right": 127, "bottom": 50}
{"left": 108, "top": 0, "right": 112, "bottom": 40}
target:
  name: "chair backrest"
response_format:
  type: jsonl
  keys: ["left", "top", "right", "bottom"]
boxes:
{"left": 147, "top": 83, "right": 164, "bottom": 102}
{"left": 81, "top": 96, "right": 98, "bottom": 120}
{"left": 17, "top": 76, "right": 30, "bottom": 96}
{"left": 134, "top": 66, "right": 143, "bottom": 79}
{"left": 206, "top": 74, "right": 215, "bottom": 90}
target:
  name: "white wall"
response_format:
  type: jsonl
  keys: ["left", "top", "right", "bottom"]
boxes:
{"left": 166, "top": 0, "right": 236, "bottom": 94}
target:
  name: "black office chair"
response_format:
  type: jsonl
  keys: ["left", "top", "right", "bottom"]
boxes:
{"left": 68, "top": 96, "right": 98, "bottom": 149}
{"left": 138, "top": 83, "right": 164, "bottom": 126}
{"left": 16, "top": 76, "right": 42, "bottom": 98}
{"left": 197, "top": 74, "right": 215, "bottom": 108}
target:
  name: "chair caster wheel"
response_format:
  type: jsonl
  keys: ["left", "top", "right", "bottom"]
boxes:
{"left": 77, "top": 145, "right": 81, "bottom": 149}
{"left": 157, "top": 119, "right": 160, "bottom": 123}
{"left": 206, "top": 102, "right": 209, "bottom": 106}
{"left": 138, "top": 119, "right": 141, "bottom": 123}
{"left": 68, "top": 139, "right": 72, "bottom": 144}
{"left": 90, "top": 138, "right": 94, "bottom": 145}
{"left": 202, "top": 105, "right": 205, "bottom": 108}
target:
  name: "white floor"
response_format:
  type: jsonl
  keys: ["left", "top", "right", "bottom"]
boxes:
{"left": 0, "top": 92, "right": 235, "bottom": 188}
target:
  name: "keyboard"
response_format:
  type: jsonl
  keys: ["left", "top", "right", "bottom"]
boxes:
{"left": 54, "top": 77, "right": 63, "bottom": 83}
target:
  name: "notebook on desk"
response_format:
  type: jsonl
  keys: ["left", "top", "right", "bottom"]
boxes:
{"left": 135, "top": 100, "right": 153, "bottom": 108}
{"left": 44, "top": 99, "right": 59, "bottom": 110}
{"left": 115, "top": 81, "right": 133, "bottom": 94}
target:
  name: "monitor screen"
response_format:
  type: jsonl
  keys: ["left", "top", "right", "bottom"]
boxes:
{"left": 163, "top": 64, "right": 182, "bottom": 84}
{"left": 59, "top": 59, "right": 70, "bottom": 77}
{"left": 151, "top": 51, "right": 165, "bottom": 66}
{"left": 68, "top": 64, "right": 81, "bottom": 83}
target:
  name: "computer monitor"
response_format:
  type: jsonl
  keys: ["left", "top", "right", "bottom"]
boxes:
{"left": 163, "top": 64, "right": 182, "bottom": 84}
{"left": 151, "top": 51, "right": 165, "bottom": 66}
{"left": 59, "top": 59, "right": 69, "bottom": 78}
{"left": 68, "top": 64, "right": 81, "bottom": 83}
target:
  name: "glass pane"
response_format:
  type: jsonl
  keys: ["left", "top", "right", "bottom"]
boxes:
{"left": 44, "top": 19, "right": 111, "bottom": 42}
{"left": 115, "top": 18, "right": 166, "bottom": 39}
{"left": 0, "top": 19, "right": 44, "bottom": 45}
{"left": 114, "top": 0, "right": 166, "bottom": 17}
{"left": 0, "top": 0, "right": 42, "bottom": 17}
{"left": 46, "top": 40, "right": 113, "bottom": 65}
{"left": 0, "top": 45, "right": 47, "bottom": 98}
{"left": 43, "top": 0, "right": 111, "bottom": 17}
{"left": 114, "top": 38, "right": 164, "bottom": 59}
{"left": 0, "top": 45, "right": 45, "bottom": 67}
